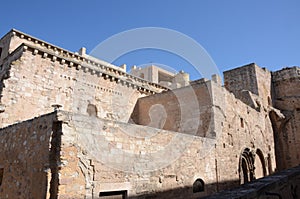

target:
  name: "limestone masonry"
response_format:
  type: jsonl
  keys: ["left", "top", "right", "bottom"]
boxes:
{"left": 0, "top": 29, "right": 299, "bottom": 198}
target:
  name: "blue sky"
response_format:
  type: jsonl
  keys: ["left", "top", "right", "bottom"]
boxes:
{"left": 1, "top": 0, "right": 299, "bottom": 80}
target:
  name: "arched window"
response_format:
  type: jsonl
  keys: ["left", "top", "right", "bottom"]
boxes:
{"left": 254, "top": 149, "right": 267, "bottom": 179}
{"left": 87, "top": 104, "right": 98, "bottom": 117}
{"left": 193, "top": 178, "right": 205, "bottom": 193}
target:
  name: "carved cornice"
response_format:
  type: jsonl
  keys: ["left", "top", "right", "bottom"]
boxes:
{"left": 1, "top": 29, "right": 169, "bottom": 94}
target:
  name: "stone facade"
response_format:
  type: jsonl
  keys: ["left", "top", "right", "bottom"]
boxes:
{"left": 0, "top": 113, "right": 58, "bottom": 198}
{"left": 0, "top": 30, "right": 165, "bottom": 127}
{"left": 0, "top": 29, "right": 299, "bottom": 198}
{"left": 270, "top": 67, "right": 300, "bottom": 171}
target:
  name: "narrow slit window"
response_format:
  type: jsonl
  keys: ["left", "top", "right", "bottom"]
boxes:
{"left": 0, "top": 168, "right": 4, "bottom": 186}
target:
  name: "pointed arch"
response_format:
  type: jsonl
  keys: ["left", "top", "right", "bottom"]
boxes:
{"left": 239, "top": 148, "right": 255, "bottom": 184}
{"left": 254, "top": 149, "right": 267, "bottom": 179}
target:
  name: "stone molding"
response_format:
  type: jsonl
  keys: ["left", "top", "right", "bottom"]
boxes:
{"left": 1, "top": 35, "right": 168, "bottom": 94}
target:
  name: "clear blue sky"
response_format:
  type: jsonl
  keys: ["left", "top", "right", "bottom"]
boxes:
{"left": 1, "top": 0, "right": 299, "bottom": 80}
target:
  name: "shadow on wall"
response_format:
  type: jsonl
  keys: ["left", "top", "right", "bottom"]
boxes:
{"left": 97, "top": 180, "right": 239, "bottom": 199}
{"left": 203, "top": 165, "right": 300, "bottom": 199}
{"left": 98, "top": 166, "right": 300, "bottom": 199}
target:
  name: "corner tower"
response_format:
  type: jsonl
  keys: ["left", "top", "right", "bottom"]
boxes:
{"left": 271, "top": 67, "right": 300, "bottom": 170}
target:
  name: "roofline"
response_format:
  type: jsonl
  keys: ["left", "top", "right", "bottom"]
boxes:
{"left": 7, "top": 29, "right": 125, "bottom": 73}
{"left": 2, "top": 42, "right": 168, "bottom": 93}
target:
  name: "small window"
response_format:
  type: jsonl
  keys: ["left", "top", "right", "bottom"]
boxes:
{"left": 99, "top": 190, "right": 127, "bottom": 199}
{"left": 0, "top": 168, "right": 4, "bottom": 186}
{"left": 193, "top": 178, "right": 205, "bottom": 193}
{"left": 87, "top": 104, "right": 97, "bottom": 117}
{"left": 240, "top": 118, "right": 244, "bottom": 128}
{"left": 0, "top": 47, "right": 2, "bottom": 59}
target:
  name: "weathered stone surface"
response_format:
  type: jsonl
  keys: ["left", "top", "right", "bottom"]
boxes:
{"left": 0, "top": 30, "right": 165, "bottom": 128}
{"left": 0, "top": 29, "right": 299, "bottom": 199}
{"left": 0, "top": 113, "right": 57, "bottom": 199}
{"left": 271, "top": 67, "right": 300, "bottom": 171}
{"left": 131, "top": 81, "right": 213, "bottom": 137}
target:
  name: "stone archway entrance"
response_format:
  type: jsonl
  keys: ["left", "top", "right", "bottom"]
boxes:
{"left": 239, "top": 148, "right": 268, "bottom": 184}
{"left": 254, "top": 149, "right": 267, "bottom": 179}
{"left": 239, "top": 148, "right": 255, "bottom": 184}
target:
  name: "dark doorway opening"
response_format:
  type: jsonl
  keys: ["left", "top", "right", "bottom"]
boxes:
{"left": 99, "top": 190, "right": 128, "bottom": 199}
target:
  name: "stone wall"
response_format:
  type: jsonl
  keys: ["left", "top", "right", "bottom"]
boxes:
{"left": 0, "top": 106, "right": 279, "bottom": 199}
{"left": 0, "top": 31, "right": 167, "bottom": 127}
{"left": 130, "top": 74, "right": 277, "bottom": 192}
{"left": 56, "top": 80, "right": 276, "bottom": 198}
{"left": 0, "top": 112, "right": 58, "bottom": 199}
{"left": 203, "top": 165, "right": 300, "bottom": 199}
{"left": 59, "top": 111, "right": 217, "bottom": 198}
{"left": 271, "top": 67, "right": 300, "bottom": 170}
{"left": 224, "top": 63, "right": 272, "bottom": 108}
{"left": 0, "top": 31, "right": 12, "bottom": 64}
{"left": 0, "top": 48, "right": 140, "bottom": 126}
{"left": 215, "top": 84, "right": 276, "bottom": 190}
{"left": 224, "top": 63, "right": 259, "bottom": 96}
{"left": 0, "top": 29, "right": 298, "bottom": 198}
{"left": 131, "top": 80, "right": 213, "bottom": 137}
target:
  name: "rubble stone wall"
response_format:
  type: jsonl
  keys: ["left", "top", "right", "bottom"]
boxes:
{"left": 0, "top": 112, "right": 57, "bottom": 199}
{"left": 215, "top": 85, "right": 276, "bottom": 190}
{"left": 56, "top": 80, "right": 277, "bottom": 198}
{"left": 0, "top": 48, "right": 145, "bottom": 127}
{"left": 59, "top": 112, "right": 217, "bottom": 198}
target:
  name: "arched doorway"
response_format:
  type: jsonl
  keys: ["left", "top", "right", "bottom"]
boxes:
{"left": 254, "top": 149, "right": 267, "bottom": 179}
{"left": 239, "top": 148, "right": 255, "bottom": 184}
{"left": 193, "top": 178, "right": 205, "bottom": 193}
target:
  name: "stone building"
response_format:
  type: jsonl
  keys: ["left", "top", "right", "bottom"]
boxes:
{"left": 0, "top": 29, "right": 299, "bottom": 198}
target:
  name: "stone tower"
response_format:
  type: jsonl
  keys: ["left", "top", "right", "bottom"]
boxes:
{"left": 270, "top": 67, "right": 300, "bottom": 170}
